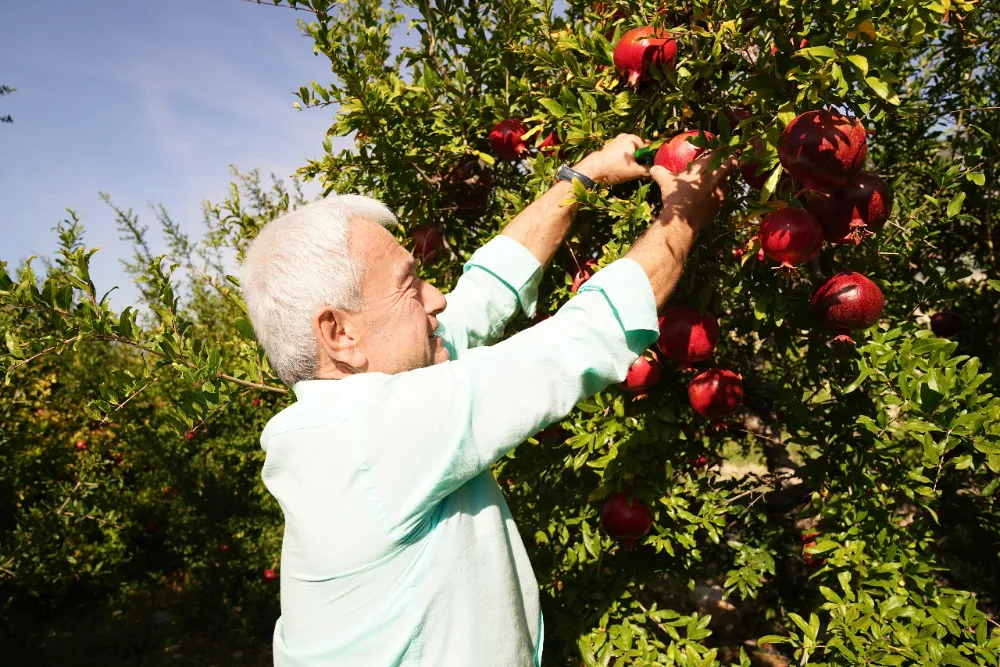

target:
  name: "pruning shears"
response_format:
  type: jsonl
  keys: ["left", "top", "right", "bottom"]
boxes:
{"left": 634, "top": 145, "right": 657, "bottom": 165}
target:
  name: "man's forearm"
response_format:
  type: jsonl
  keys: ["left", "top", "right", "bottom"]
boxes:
{"left": 624, "top": 215, "right": 697, "bottom": 310}
{"left": 501, "top": 179, "right": 579, "bottom": 268}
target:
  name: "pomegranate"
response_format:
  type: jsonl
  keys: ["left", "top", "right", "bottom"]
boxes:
{"left": 537, "top": 423, "right": 567, "bottom": 443}
{"left": 778, "top": 110, "right": 868, "bottom": 188}
{"left": 75, "top": 440, "right": 88, "bottom": 451}
{"left": 600, "top": 492, "right": 653, "bottom": 550}
{"left": 656, "top": 305, "right": 720, "bottom": 364}
{"left": 489, "top": 118, "right": 529, "bottom": 160}
{"left": 538, "top": 131, "right": 566, "bottom": 160}
{"left": 802, "top": 531, "right": 825, "bottom": 567}
{"left": 688, "top": 369, "right": 743, "bottom": 420}
{"left": 252, "top": 397, "right": 260, "bottom": 406}
{"left": 930, "top": 311, "right": 963, "bottom": 337}
{"left": 770, "top": 37, "right": 809, "bottom": 56}
{"left": 810, "top": 271, "right": 884, "bottom": 343}
{"left": 570, "top": 258, "right": 598, "bottom": 293}
{"left": 807, "top": 171, "right": 892, "bottom": 244}
{"left": 263, "top": 568, "right": 279, "bottom": 582}
{"left": 218, "top": 543, "right": 230, "bottom": 553}
{"left": 732, "top": 247, "right": 746, "bottom": 262}
{"left": 620, "top": 352, "right": 662, "bottom": 394}
{"left": 690, "top": 454, "right": 708, "bottom": 469}
{"left": 740, "top": 140, "right": 774, "bottom": 190}
{"left": 412, "top": 225, "right": 444, "bottom": 262}
{"left": 654, "top": 131, "right": 714, "bottom": 173}
{"left": 442, "top": 158, "right": 493, "bottom": 221}
{"left": 613, "top": 27, "right": 677, "bottom": 88}
{"left": 758, "top": 208, "right": 824, "bottom": 267}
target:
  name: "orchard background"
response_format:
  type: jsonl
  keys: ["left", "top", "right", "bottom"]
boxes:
{"left": 3, "top": 0, "right": 1000, "bottom": 665}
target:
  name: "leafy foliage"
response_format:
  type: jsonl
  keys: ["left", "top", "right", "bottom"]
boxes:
{"left": 3, "top": 0, "right": 1000, "bottom": 664}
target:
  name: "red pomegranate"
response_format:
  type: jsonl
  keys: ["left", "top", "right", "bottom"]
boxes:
{"left": 654, "top": 131, "right": 714, "bottom": 173}
{"left": 688, "top": 369, "right": 743, "bottom": 420}
{"left": 802, "top": 531, "right": 825, "bottom": 567}
{"left": 412, "top": 225, "right": 444, "bottom": 262}
{"left": 570, "top": 258, "right": 598, "bottom": 293}
{"left": 538, "top": 131, "right": 566, "bottom": 160}
{"left": 218, "top": 543, "right": 230, "bottom": 553}
{"left": 778, "top": 110, "right": 868, "bottom": 188}
{"left": 810, "top": 271, "right": 885, "bottom": 343}
{"left": 656, "top": 305, "right": 720, "bottom": 364}
{"left": 758, "top": 208, "right": 824, "bottom": 267}
{"left": 442, "top": 158, "right": 493, "bottom": 221}
{"left": 263, "top": 568, "right": 279, "bottom": 582}
{"left": 613, "top": 27, "right": 677, "bottom": 88}
{"left": 807, "top": 171, "right": 892, "bottom": 245}
{"left": 75, "top": 440, "right": 88, "bottom": 451}
{"left": 600, "top": 492, "right": 653, "bottom": 550}
{"left": 489, "top": 118, "right": 530, "bottom": 160}
{"left": 930, "top": 311, "right": 963, "bottom": 337}
{"left": 732, "top": 247, "right": 746, "bottom": 262}
{"left": 690, "top": 454, "right": 709, "bottom": 469}
{"left": 620, "top": 352, "right": 662, "bottom": 394}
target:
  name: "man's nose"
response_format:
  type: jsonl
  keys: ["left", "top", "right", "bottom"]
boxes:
{"left": 422, "top": 281, "right": 447, "bottom": 317}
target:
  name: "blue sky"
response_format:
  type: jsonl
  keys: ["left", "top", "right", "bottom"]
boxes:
{"left": 0, "top": 0, "right": 352, "bottom": 307}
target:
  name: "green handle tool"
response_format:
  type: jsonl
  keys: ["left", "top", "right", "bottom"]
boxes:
{"left": 634, "top": 145, "right": 656, "bottom": 164}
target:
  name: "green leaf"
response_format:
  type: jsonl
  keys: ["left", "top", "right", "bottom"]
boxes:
{"left": 758, "top": 635, "right": 789, "bottom": 645}
{"left": 759, "top": 165, "right": 783, "bottom": 205}
{"left": 846, "top": 54, "right": 869, "bottom": 76}
{"left": 947, "top": 191, "right": 966, "bottom": 217}
{"left": 538, "top": 97, "right": 567, "bottom": 118}
{"left": 865, "top": 77, "right": 900, "bottom": 104}
{"left": 966, "top": 172, "right": 985, "bottom": 186}
{"left": 234, "top": 318, "right": 257, "bottom": 341}
{"left": 796, "top": 46, "right": 837, "bottom": 60}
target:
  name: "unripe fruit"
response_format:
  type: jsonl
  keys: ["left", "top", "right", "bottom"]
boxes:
{"left": 758, "top": 208, "right": 824, "bottom": 267}
{"left": 656, "top": 305, "right": 720, "bottom": 364}
{"left": 620, "top": 352, "right": 662, "bottom": 394}
{"left": 600, "top": 493, "right": 653, "bottom": 550}
{"left": 613, "top": 27, "right": 677, "bottom": 87}
{"left": 778, "top": 110, "right": 868, "bottom": 188}
{"left": 930, "top": 311, "right": 963, "bottom": 337}
{"left": 810, "top": 272, "right": 884, "bottom": 343}
{"left": 489, "top": 119, "right": 529, "bottom": 160}
{"left": 411, "top": 226, "right": 444, "bottom": 262}
{"left": 263, "top": 568, "right": 278, "bottom": 582}
{"left": 655, "top": 131, "right": 714, "bottom": 173}
{"left": 807, "top": 171, "right": 892, "bottom": 245}
{"left": 688, "top": 369, "right": 743, "bottom": 420}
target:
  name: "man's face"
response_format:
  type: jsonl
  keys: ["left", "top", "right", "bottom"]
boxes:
{"left": 351, "top": 218, "right": 450, "bottom": 374}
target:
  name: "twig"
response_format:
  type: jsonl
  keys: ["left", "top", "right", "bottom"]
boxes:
{"left": 6, "top": 337, "right": 77, "bottom": 373}
{"left": 236, "top": 0, "right": 319, "bottom": 13}
{"left": 217, "top": 372, "right": 288, "bottom": 394}
{"left": 55, "top": 480, "right": 83, "bottom": 516}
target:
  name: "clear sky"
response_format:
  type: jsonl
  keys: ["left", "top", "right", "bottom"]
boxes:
{"left": 0, "top": 0, "right": 349, "bottom": 308}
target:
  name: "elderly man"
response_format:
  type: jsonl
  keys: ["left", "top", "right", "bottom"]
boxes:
{"left": 240, "top": 134, "right": 734, "bottom": 666}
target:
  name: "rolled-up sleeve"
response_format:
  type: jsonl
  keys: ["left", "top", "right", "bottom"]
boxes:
{"left": 434, "top": 235, "right": 543, "bottom": 357}
{"left": 356, "top": 258, "right": 660, "bottom": 535}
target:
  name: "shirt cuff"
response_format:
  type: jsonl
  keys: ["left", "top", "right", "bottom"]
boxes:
{"left": 464, "top": 235, "right": 543, "bottom": 319}
{"left": 577, "top": 258, "right": 660, "bottom": 354}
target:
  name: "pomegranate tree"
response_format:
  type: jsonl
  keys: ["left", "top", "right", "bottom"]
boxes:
{"left": 687, "top": 369, "right": 743, "bottom": 420}
{"left": 656, "top": 305, "right": 720, "bottom": 364}
{"left": 613, "top": 27, "right": 677, "bottom": 88}
{"left": 654, "top": 131, "right": 713, "bottom": 173}
{"left": 441, "top": 158, "right": 493, "bottom": 221}
{"left": 489, "top": 118, "right": 529, "bottom": 160}
{"left": 810, "top": 272, "right": 885, "bottom": 343}
{"left": 758, "top": 208, "right": 824, "bottom": 267}
{"left": 807, "top": 171, "right": 892, "bottom": 244}
{"left": 778, "top": 110, "right": 869, "bottom": 188}
{"left": 600, "top": 493, "right": 653, "bottom": 550}
{"left": 620, "top": 352, "right": 662, "bottom": 394}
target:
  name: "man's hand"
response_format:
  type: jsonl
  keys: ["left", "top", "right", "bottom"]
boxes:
{"left": 649, "top": 152, "right": 738, "bottom": 233}
{"left": 574, "top": 134, "right": 651, "bottom": 186}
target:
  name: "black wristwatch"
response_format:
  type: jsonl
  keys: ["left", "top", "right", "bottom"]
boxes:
{"left": 556, "top": 164, "right": 598, "bottom": 190}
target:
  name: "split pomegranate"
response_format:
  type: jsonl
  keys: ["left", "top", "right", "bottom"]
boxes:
{"left": 654, "top": 131, "right": 713, "bottom": 173}
{"left": 656, "top": 305, "right": 720, "bottom": 363}
{"left": 613, "top": 26, "right": 677, "bottom": 88}
{"left": 441, "top": 158, "right": 493, "bottom": 221}
{"left": 807, "top": 171, "right": 892, "bottom": 244}
{"left": 810, "top": 271, "right": 885, "bottom": 343}
{"left": 489, "top": 118, "right": 529, "bottom": 160}
{"left": 930, "top": 311, "right": 963, "bottom": 337}
{"left": 600, "top": 492, "right": 653, "bottom": 550}
{"left": 412, "top": 226, "right": 444, "bottom": 262}
{"left": 778, "top": 110, "right": 868, "bottom": 188}
{"left": 688, "top": 369, "right": 743, "bottom": 420}
{"left": 758, "top": 208, "right": 824, "bottom": 267}
{"left": 620, "top": 352, "right": 662, "bottom": 394}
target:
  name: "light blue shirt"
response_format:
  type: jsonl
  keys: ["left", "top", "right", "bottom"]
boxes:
{"left": 260, "top": 235, "right": 659, "bottom": 666}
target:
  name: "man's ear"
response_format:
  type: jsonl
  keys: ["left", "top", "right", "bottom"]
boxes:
{"left": 312, "top": 306, "right": 367, "bottom": 376}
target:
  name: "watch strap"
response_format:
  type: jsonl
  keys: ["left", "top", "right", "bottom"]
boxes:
{"left": 556, "top": 164, "right": 597, "bottom": 190}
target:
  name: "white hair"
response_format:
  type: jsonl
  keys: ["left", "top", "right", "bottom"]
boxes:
{"left": 239, "top": 193, "right": 398, "bottom": 386}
